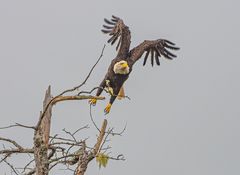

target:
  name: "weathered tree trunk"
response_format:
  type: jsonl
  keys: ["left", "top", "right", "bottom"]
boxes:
{"left": 75, "top": 119, "right": 107, "bottom": 175}
{"left": 33, "top": 86, "right": 52, "bottom": 175}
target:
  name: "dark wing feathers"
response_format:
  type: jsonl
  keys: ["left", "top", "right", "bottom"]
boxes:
{"left": 111, "top": 34, "right": 119, "bottom": 45}
{"left": 164, "top": 43, "right": 179, "bottom": 50}
{"left": 101, "top": 29, "right": 111, "bottom": 34}
{"left": 116, "top": 36, "right": 121, "bottom": 50}
{"left": 104, "top": 18, "right": 116, "bottom": 25}
{"left": 143, "top": 49, "right": 150, "bottom": 66}
{"left": 103, "top": 25, "right": 113, "bottom": 29}
{"left": 102, "top": 16, "right": 131, "bottom": 55}
{"left": 101, "top": 16, "right": 179, "bottom": 66}
{"left": 111, "top": 15, "right": 120, "bottom": 22}
{"left": 143, "top": 40, "right": 179, "bottom": 66}
{"left": 107, "top": 31, "right": 119, "bottom": 44}
{"left": 164, "top": 48, "right": 177, "bottom": 58}
{"left": 150, "top": 49, "right": 154, "bottom": 66}
{"left": 101, "top": 16, "right": 122, "bottom": 50}
{"left": 129, "top": 39, "right": 179, "bottom": 66}
{"left": 164, "top": 39, "right": 176, "bottom": 46}
{"left": 154, "top": 48, "right": 160, "bottom": 65}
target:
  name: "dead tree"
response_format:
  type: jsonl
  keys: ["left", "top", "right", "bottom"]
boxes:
{"left": 0, "top": 45, "right": 125, "bottom": 175}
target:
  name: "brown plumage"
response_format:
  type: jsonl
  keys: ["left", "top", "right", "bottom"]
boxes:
{"left": 90, "top": 15, "right": 180, "bottom": 114}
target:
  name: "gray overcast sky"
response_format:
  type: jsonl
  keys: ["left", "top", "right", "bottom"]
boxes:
{"left": 0, "top": 0, "right": 240, "bottom": 174}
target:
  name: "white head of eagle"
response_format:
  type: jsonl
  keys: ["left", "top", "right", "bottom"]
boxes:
{"left": 113, "top": 60, "right": 130, "bottom": 75}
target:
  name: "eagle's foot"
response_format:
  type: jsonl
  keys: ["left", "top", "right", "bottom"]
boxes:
{"left": 89, "top": 99, "right": 97, "bottom": 106}
{"left": 104, "top": 103, "right": 112, "bottom": 114}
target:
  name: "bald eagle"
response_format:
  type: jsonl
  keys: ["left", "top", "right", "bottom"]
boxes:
{"left": 89, "top": 15, "right": 179, "bottom": 114}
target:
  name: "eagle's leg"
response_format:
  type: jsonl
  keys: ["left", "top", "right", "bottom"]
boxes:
{"left": 89, "top": 79, "right": 106, "bottom": 106}
{"left": 104, "top": 103, "right": 112, "bottom": 114}
{"left": 104, "top": 86, "right": 120, "bottom": 114}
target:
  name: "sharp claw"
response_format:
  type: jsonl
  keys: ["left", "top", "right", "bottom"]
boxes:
{"left": 89, "top": 99, "right": 97, "bottom": 106}
{"left": 104, "top": 103, "right": 112, "bottom": 114}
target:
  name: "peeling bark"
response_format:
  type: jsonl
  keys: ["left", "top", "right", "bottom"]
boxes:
{"left": 34, "top": 86, "right": 52, "bottom": 175}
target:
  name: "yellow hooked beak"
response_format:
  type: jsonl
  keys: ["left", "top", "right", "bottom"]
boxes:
{"left": 121, "top": 62, "right": 129, "bottom": 69}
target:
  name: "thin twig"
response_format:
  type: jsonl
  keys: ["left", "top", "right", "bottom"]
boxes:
{"left": 0, "top": 137, "right": 23, "bottom": 150}
{"left": 89, "top": 105, "right": 100, "bottom": 132}
{"left": 49, "top": 141, "right": 83, "bottom": 147}
{"left": 25, "top": 168, "right": 35, "bottom": 175}
{"left": 48, "top": 147, "right": 56, "bottom": 159}
{"left": 78, "top": 86, "right": 131, "bottom": 100}
{"left": 110, "top": 123, "right": 127, "bottom": 136}
{"left": 99, "top": 128, "right": 113, "bottom": 152}
{"left": 108, "top": 154, "right": 125, "bottom": 161}
{"left": 0, "top": 123, "right": 36, "bottom": 130}
{"left": 0, "top": 153, "right": 10, "bottom": 163}
{"left": 72, "top": 125, "right": 89, "bottom": 136}
{"left": 22, "top": 159, "right": 34, "bottom": 174}
{"left": 78, "top": 87, "right": 106, "bottom": 96}
{"left": 3, "top": 159, "right": 19, "bottom": 175}
{"left": 49, "top": 135, "right": 76, "bottom": 143}
{"left": 49, "top": 153, "right": 78, "bottom": 163}
{"left": 62, "top": 129, "right": 77, "bottom": 143}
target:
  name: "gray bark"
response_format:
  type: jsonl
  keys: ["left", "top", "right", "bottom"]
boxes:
{"left": 33, "top": 86, "right": 52, "bottom": 175}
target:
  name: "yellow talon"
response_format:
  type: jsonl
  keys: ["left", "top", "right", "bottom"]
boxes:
{"left": 89, "top": 98, "right": 97, "bottom": 106}
{"left": 104, "top": 103, "right": 112, "bottom": 114}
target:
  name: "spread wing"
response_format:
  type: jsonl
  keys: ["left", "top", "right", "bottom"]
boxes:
{"left": 128, "top": 39, "right": 180, "bottom": 66}
{"left": 102, "top": 15, "right": 131, "bottom": 56}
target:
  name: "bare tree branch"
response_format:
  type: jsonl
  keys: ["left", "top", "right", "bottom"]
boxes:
{"left": 72, "top": 125, "right": 90, "bottom": 135}
{"left": 0, "top": 148, "right": 34, "bottom": 155}
{"left": 49, "top": 135, "right": 76, "bottom": 143}
{"left": 99, "top": 128, "right": 113, "bottom": 153}
{"left": 62, "top": 128, "right": 78, "bottom": 143}
{"left": 78, "top": 86, "right": 131, "bottom": 100}
{"left": 3, "top": 159, "right": 20, "bottom": 175}
{"left": 0, "top": 153, "right": 10, "bottom": 163}
{"left": 92, "top": 119, "right": 108, "bottom": 156}
{"left": 22, "top": 159, "right": 35, "bottom": 174}
{"left": 0, "top": 137, "right": 24, "bottom": 150}
{"left": 0, "top": 44, "right": 125, "bottom": 175}
{"left": 109, "top": 154, "right": 125, "bottom": 161}
{"left": 75, "top": 119, "right": 108, "bottom": 175}
{"left": 0, "top": 123, "right": 36, "bottom": 130}
{"left": 52, "top": 95, "right": 104, "bottom": 105}
{"left": 36, "top": 44, "right": 106, "bottom": 131}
